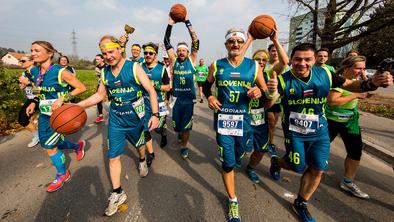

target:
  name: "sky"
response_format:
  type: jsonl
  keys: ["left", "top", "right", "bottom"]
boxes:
{"left": 0, "top": 0, "right": 295, "bottom": 62}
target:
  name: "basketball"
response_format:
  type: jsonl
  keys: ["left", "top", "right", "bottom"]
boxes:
{"left": 50, "top": 104, "right": 87, "bottom": 135}
{"left": 249, "top": 15, "right": 277, "bottom": 39}
{"left": 169, "top": 4, "right": 187, "bottom": 22}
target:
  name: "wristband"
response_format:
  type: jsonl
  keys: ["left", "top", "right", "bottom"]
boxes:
{"left": 184, "top": 20, "right": 192, "bottom": 27}
{"left": 265, "top": 89, "right": 278, "bottom": 99}
{"left": 361, "top": 79, "right": 378, "bottom": 92}
{"left": 192, "top": 39, "right": 200, "bottom": 51}
{"left": 152, "top": 112, "right": 159, "bottom": 118}
{"left": 62, "top": 92, "right": 75, "bottom": 102}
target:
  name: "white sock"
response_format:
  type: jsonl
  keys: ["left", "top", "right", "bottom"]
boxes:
{"left": 32, "top": 131, "right": 38, "bottom": 138}
{"left": 229, "top": 197, "right": 238, "bottom": 202}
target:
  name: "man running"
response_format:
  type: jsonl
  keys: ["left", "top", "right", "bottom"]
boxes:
{"left": 130, "top": 43, "right": 144, "bottom": 63}
{"left": 77, "top": 35, "right": 159, "bottom": 216}
{"left": 195, "top": 58, "right": 208, "bottom": 103}
{"left": 141, "top": 42, "right": 171, "bottom": 165}
{"left": 203, "top": 28, "right": 278, "bottom": 222}
{"left": 315, "top": 48, "right": 335, "bottom": 73}
{"left": 163, "top": 12, "right": 199, "bottom": 159}
{"left": 277, "top": 43, "right": 392, "bottom": 222}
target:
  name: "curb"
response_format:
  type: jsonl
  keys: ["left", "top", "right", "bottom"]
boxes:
{"left": 363, "top": 140, "right": 394, "bottom": 169}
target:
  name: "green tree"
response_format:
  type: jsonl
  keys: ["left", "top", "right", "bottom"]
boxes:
{"left": 358, "top": 2, "right": 394, "bottom": 66}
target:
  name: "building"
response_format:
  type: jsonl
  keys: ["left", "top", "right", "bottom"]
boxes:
{"left": 288, "top": 9, "right": 357, "bottom": 58}
{"left": 251, "top": 39, "right": 269, "bottom": 55}
{"left": 1, "top": 52, "right": 25, "bottom": 66}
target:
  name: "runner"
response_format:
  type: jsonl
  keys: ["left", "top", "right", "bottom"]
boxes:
{"left": 202, "top": 28, "right": 279, "bottom": 222}
{"left": 58, "top": 55, "right": 77, "bottom": 102}
{"left": 245, "top": 29, "right": 289, "bottom": 183}
{"left": 130, "top": 43, "right": 144, "bottom": 63}
{"left": 77, "top": 35, "right": 159, "bottom": 216}
{"left": 195, "top": 58, "right": 208, "bottom": 103}
{"left": 315, "top": 48, "right": 336, "bottom": 73}
{"left": 18, "top": 54, "right": 39, "bottom": 148}
{"left": 326, "top": 56, "right": 370, "bottom": 199}
{"left": 141, "top": 42, "right": 171, "bottom": 166}
{"left": 24, "top": 41, "right": 87, "bottom": 193}
{"left": 163, "top": 12, "right": 199, "bottom": 159}
{"left": 276, "top": 43, "right": 392, "bottom": 222}
{"left": 265, "top": 44, "right": 290, "bottom": 159}
{"left": 94, "top": 54, "right": 106, "bottom": 123}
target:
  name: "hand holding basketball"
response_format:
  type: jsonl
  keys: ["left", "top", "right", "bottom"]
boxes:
{"left": 50, "top": 104, "right": 87, "bottom": 134}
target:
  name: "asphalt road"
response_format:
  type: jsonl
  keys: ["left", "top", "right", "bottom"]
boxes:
{"left": 0, "top": 102, "right": 393, "bottom": 222}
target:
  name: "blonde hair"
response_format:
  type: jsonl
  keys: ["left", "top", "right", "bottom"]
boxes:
{"left": 99, "top": 35, "right": 121, "bottom": 45}
{"left": 336, "top": 56, "right": 366, "bottom": 77}
{"left": 31, "top": 41, "right": 60, "bottom": 60}
{"left": 253, "top": 49, "right": 269, "bottom": 60}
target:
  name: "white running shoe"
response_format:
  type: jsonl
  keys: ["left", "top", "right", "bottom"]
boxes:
{"left": 104, "top": 191, "right": 127, "bottom": 216}
{"left": 139, "top": 160, "right": 149, "bottom": 178}
{"left": 340, "top": 180, "right": 370, "bottom": 199}
{"left": 28, "top": 135, "right": 40, "bottom": 148}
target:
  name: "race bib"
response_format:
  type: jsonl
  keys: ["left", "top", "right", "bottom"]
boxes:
{"left": 289, "top": 112, "right": 319, "bottom": 134}
{"left": 332, "top": 111, "right": 354, "bottom": 121}
{"left": 132, "top": 97, "right": 145, "bottom": 119}
{"left": 218, "top": 114, "right": 243, "bottom": 136}
{"left": 251, "top": 108, "right": 265, "bottom": 126}
{"left": 39, "top": 99, "right": 56, "bottom": 116}
{"left": 159, "top": 101, "right": 169, "bottom": 116}
{"left": 25, "top": 86, "right": 35, "bottom": 99}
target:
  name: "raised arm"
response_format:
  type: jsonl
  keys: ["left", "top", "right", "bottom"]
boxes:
{"left": 240, "top": 31, "right": 254, "bottom": 57}
{"left": 164, "top": 17, "right": 177, "bottom": 64}
{"left": 339, "top": 71, "right": 393, "bottom": 92}
{"left": 184, "top": 15, "right": 199, "bottom": 64}
{"left": 254, "top": 64, "right": 279, "bottom": 109}
{"left": 270, "top": 30, "right": 289, "bottom": 75}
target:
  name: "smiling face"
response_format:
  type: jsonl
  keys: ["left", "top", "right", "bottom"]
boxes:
{"left": 143, "top": 51, "right": 157, "bottom": 65}
{"left": 225, "top": 37, "right": 245, "bottom": 58}
{"left": 31, "top": 44, "right": 53, "bottom": 64}
{"left": 19, "top": 56, "right": 33, "bottom": 69}
{"left": 344, "top": 61, "right": 366, "bottom": 80}
{"left": 100, "top": 39, "right": 123, "bottom": 67}
{"left": 59, "top": 57, "right": 68, "bottom": 66}
{"left": 95, "top": 55, "right": 104, "bottom": 65}
{"left": 131, "top": 46, "right": 141, "bottom": 59}
{"left": 291, "top": 50, "right": 316, "bottom": 78}
{"left": 316, "top": 51, "right": 329, "bottom": 65}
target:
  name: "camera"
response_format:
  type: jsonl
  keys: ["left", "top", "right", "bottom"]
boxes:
{"left": 377, "top": 58, "right": 394, "bottom": 75}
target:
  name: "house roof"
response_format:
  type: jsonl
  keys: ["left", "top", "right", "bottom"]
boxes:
{"left": 8, "top": 52, "right": 26, "bottom": 60}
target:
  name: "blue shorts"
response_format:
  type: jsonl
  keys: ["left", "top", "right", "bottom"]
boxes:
{"left": 38, "top": 114, "right": 65, "bottom": 149}
{"left": 283, "top": 129, "right": 330, "bottom": 173}
{"left": 252, "top": 123, "right": 269, "bottom": 153}
{"left": 172, "top": 103, "right": 194, "bottom": 132}
{"left": 107, "top": 105, "right": 146, "bottom": 158}
{"left": 216, "top": 130, "right": 253, "bottom": 169}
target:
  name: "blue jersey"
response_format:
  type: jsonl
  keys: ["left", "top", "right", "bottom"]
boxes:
{"left": 213, "top": 57, "right": 258, "bottom": 131}
{"left": 141, "top": 62, "right": 167, "bottom": 113}
{"left": 101, "top": 60, "right": 144, "bottom": 118}
{"left": 30, "top": 64, "right": 69, "bottom": 101}
{"left": 172, "top": 57, "right": 196, "bottom": 104}
{"left": 278, "top": 66, "right": 332, "bottom": 137}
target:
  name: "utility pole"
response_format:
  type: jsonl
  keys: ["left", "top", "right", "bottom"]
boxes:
{"left": 312, "top": 0, "right": 319, "bottom": 45}
{"left": 71, "top": 29, "right": 78, "bottom": 58}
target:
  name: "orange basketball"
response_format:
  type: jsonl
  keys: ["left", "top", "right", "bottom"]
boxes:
{"left": 169, "top": 4, "right": 187, "bottom": 22}
{"left": 50, "top": 104, "right": 87, "bottom": 135}
{"left": 249, "top": 15, "right": 277, "bottom": 39}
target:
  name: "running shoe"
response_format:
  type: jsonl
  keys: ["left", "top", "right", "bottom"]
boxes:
{"left": 75, "top": 140, "right": 86, "bottom": 161}
{"left": 292, "top": 199, "right": 316, "bottom": 222}
{"left": 246, "top": 168, "right": 260, "bottom": 184}
{"left": 228, "top": 200, "right": 241, "bottom": 222}
{"left": 160, "top": 135, "right": 167, "bottom": 148}
{"left": 270, "top": 156, "right": 281, "bottom": 181}
{"left": 340, "top": 180, "right": 370, "bottom": 199}
{"left": 28, "top": 135, "right": 40, "bottom": 148}
{"left": 139, "top": 160, "right": 149, "bottom": 177}
{"left": 104, "top": 191, "right": 127, "bottom": 216}
{"left": 95, "top": 115, "right": 104, "bottom": 123}
{"left": 180, "top": 147, "right": 189, "bottom": 159}
{"left": 46, "top": 170, "right": 71, "bottom": 193}
{"left": 177, "top": 134, "right": 182, "bottom": 143}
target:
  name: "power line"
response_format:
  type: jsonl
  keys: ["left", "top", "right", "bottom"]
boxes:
{"left": 71, "top": 29, "right": 78, "bottom": 57}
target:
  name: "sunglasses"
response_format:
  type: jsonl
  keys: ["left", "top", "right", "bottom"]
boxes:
{"left": 144, "top": 51, "right": 156, "bottom": 56}
{"left": 226, "top": 39, "right": 245, "bottom": 45}
{"left": 19, "top": 60, "right": 28, "bottom": 63}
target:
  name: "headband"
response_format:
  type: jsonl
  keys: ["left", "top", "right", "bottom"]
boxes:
{"left": 225, "top": 32, "right": 246, "bottom": 41}
{"left": 253, "top": 51, "right": 269, "bottom": 60}
{"left": 177, "top": 44, "right": 189, "bottom": 51}
{"left": 132, "top": 45, "right": 141, "bottom": 50}
{"left": 100, "top": 42, "right": 120, "bottom": 50}
{"left": 143, "top": 46, "right": 157, "bottom": 53}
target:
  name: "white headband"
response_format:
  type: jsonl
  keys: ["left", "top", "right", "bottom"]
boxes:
{"left": 225, "top": 32, "right": 246, "bottom": 41}
{"left": 177, "top": 44, "right": 189, "bottom": 51}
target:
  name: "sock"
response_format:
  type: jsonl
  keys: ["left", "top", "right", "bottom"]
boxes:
{"left": 32, "top": 131, "right": 39, "bottom": 138}
{"left": 58, "top": 140, "right": 79, "bottom": 151}
{"left": 343, "top": 177, "right": 353, "bottom": 183}
{"left": 296, "top": 195, "right": 307, "bottom": 205}
{"left": 229, "top": 197, "right": 238, "bottom": 203}
{"left": 139, "top": 158, "right": 146, "bottom": 162}
{"left": 50, "top": 150, "right": 66, "bottom": 175}
{"left": 113, "top": 186, "right": 122, "bottom": 194}
{"left": 149, "top": 152, "right": 155, "bottom": 158}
